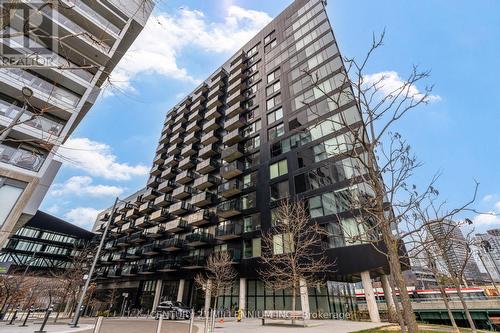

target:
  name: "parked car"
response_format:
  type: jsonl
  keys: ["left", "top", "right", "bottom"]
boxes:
{"left": 154, "top": 301, "right": 191, "bottom": 320}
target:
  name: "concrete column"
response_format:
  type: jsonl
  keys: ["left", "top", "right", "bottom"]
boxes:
{"left": 361, "top": 271, "right": 380, "bottom": 323}
{"left": 238, "top": 278, "right": 246, "bottom": 314}
{"left": 380, "top": 274, "right": 397, "bottom": 322}
{"left": 299, "top": 278, "right": 310, "bottom": 318}
{"left": 152, "top": 279, "right": 162, "bottom": 311}
{"left": 204, "top": 279, "right": 212, "bottom": 314}
{"left": 177, "top": 279, "right": 185, "bottom": 302}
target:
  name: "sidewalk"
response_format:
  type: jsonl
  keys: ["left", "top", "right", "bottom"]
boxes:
{"left": 0, "top": 322, "right": 94, "bottom": 333}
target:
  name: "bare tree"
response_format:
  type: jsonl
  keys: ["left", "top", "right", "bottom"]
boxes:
{"left": 0, "top": 274, "right": 26, "bottom": 319}
{"left": 258, "top": 200, "right": 334, "bottom": 317}
{"left": 194, "top": 250, "right": 238, "bottom": 312}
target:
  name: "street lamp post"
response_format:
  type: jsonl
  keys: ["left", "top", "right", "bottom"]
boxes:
{"left": 0, "top": 86, "right": 33, "bottom": 143}
{"left": 69, "top": 197, "right": 119, "bottom": 327}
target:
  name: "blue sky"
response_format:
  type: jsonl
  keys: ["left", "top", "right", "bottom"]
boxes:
{"left": 41, "top": 0, "right": 500, "bottom": 233}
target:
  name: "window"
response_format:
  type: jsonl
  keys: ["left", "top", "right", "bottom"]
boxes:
{"left": 264, "top": 30, "right": 275, "bottom": 44}
{"left": 241, "top": 192, "right": 256, "bottom": 210}
{"left": 267, "top": 107, "right": 283, "bottom": 124}
{"left": 244, "top": 238, "right": 261, "bottom": 258}
{"left": 326, "top": 223, "right": 345, "bottom": 248}
{"left": 266, "top": 94, "right": 281, "bottom": 110}
{"left": 243, "top": 214, "right": 260, "bottom": 232}
{"left": 0, "top": 177, "right": 25, "bottom": 228}
{"left": 307, "top": 187, "right": 355, "bottom": 218}
{"left": 268, "top": 123, "right": 285, "bottom": 140}
{"left": 270, "top": 208, "right": 279, "bottom": 226}
{"left": 247, "top": 82, "right": 260, "bottom": 95}
{"left": 242, "top": 120, "right": 261, "bottom": 137}
{"left": 341, "top": 218, "right": 367, "bottom": 245}
{"left": 270, "top": 180, "right": 289, "bottom": 201}
{"left": 247, "top": 44, "right": 259, "bottom": 57}
{"left": 243, "top": 173, "right": 256, "bottom": 188}
{"left": 273, "top": 233, "right": 294, "bottom": 254}
{"left": 267, "top": 68, "right": 280, "bottom": 83}
{"left": 270, "top": 159, "right": 288, "bottom": 179}
{"left": 244, "top": 135, "right": 261, "bottom": 151}
{"left": 266, "top": 80, "right": 281, "bottom": 96}
{"left": 265, "top": 39, "right": 277, "bottom": 52}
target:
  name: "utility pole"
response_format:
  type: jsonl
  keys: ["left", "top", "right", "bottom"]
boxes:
{"left": 69, "top": 197, "right": 119, "bottom": 327}
{"left": 0, "top": 86, "right": 33, "bottom": 143}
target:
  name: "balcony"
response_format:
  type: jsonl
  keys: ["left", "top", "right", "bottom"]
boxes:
{"left": 165, "top": 155, "right": 181, "bottom": 167}
{"left": 225, "top": 115, "right": 247, "bottom": 131}
{"left": 150, "top": 208, "right": 173, "bottom": 223}
{"left": 185, "top": 209, "right": 211, "bottom": 227}
{"left": 153, "top": 153, "right": 167, "bottom": 165}
{"left": 228, "top": 66, "right": 245, "bottom": 85}
{"left": 201, "top": 130, "right": 220, "bottom": 145}
{"left": 182, "top": 256, "right": 206, "bottom": 269}
{"left": 139, "top": 201, "right": 156, "bottom": 214}
{"left": 192, "top": 192, "right": 217, "bottom": 207}
{"left": 227, "top": 90, "right": 246, "bottom": 107}
{"left": 159, "top": 238, "right": 185, "bottom": 252}
{"left": 122, "top": 265, "right": 139, "bottom": 276}
{"left": 143, "top": 188, "right": 160, "bottom": 201}
{"left": 170, "top": 132, "right": 185, "bottom": 145}
{"left": 173, "top": 114, "right": 187, "bottom": 126}
{"left": 129, "top": 230, "right": 147, "bottom": 244}
{"left": 175, "top": 170, "right": 196, "bottom": 184}
{"left": 215, "top": 222, "right": 243, "bottom": 240}
{"left": 184, "top": 132, "right": 200, "bottom": 145}
{"left": 141, "top": 241, "right": 161, "bottom": 256}
{"left": 185, "top": 232, "right": 214, "bottom": 246}
{"left": 138, "top": 263, "right": 156, "bottom": 275}
{"left": 144, "top": 225, "right": 165, "bottom": 238}
{"left": 108, "top": 267, "right": 122, "bottom": 278}
{"left": 193, "top": 174, "right": 219, "bottom": 190}
{"left": 118, "top": 202, "right": 134, "bottom": 213}
{"left": 134, "top": 216, "right": 151, "bottom": 229}
{"left": 157, "top": 259, "right": 180, "bottom": 272}
{"left": 158, "top": 180, "right": 176, "bottom": 193}
{"left": 190, "top": 99, "right": 205, "bottom": 113}
{"left": 164, "top": 218, "right": 189, "bottom": 233}
{"left": 199, "top": 144, "right": 219, "bottom": 159}
{"left": 225, "top": 102, "right": 244, "bottom": 118}
{"left": 150, "top": 164, "right": 164, "bottom": 176}
{"left": 230, "top": 51, "right": 246, "bottom": 69}
{"left": 205, "top": 106, "right": 222, "bottom": 121}
{"left": 170, "top": 201, "right": 194, "bottom": 215}
{"left": 196, "top": 158, "right": 218, "bottom": 174}
{"left": 116, "top": 236, "right": 129, "bottom": 247}
{"left": 154, "top": 194, "right": 176, "bottom": 207}
{"left": 104, "top": 240, "right": 117, "bottom": 251}
{"left": 202, "top": 118, "right": 221, "bottom": 133}
{"left": 121, "top": 222, "right": 135, "bottom": 233}
{"left": 228, "top": 77, "right": 247, "bottom": 95}
{"left": 221, "top": 144, "right": 243, "bottom": 162}
{"left": 171, "top": 123, "right": 185, "bottom": 136}
{"left": 223, "top": 128, "right": 244, "bottom": 145}
{"left": 147, "top": 176, "right": 162, "bottom": 189}
{"left": 166, "top": 144, "right": 182, "bottom": 156}
{"left": 113, "top": 214, "right": 128, "bottom": 226}
{"left": 125, "top": 207, "right": 140, "bottom": 220}
{"left": 206, "top": 95, "right": 223, "bottom": 110}
{"left": 218, "top": 179, "right": 243, "bottom": 198}
{"left": 161, "top": 167, "right": 178, "bottom": 180}
{"left": 123, "top": 248, "right": 141, "bottom": 260}
{"left": 172, "top": 185, "right": 196, "bottom": 200}
{"left": 178, "top": 157, "right": 197, "bottom": 170}
{"left": 217, "top": 199, "right": 242, "bottom": 218}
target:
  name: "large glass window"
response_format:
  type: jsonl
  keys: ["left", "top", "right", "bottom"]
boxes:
{"left": 307, "top": 187, "right": 359, "bottom": 218}
{"left": 0, "top": 177, "right": 25, "bottom": 228}
{"left": 266, "top": 80, "right": 281, "bottom": 96}
{"left": 270, "top": 180, "right": 289, "bottom": 201}
{"left": 243, "top": 238, "right": 261, "bottom": 258}
{"left": 273, "top": 233, "right": 294, "bottom": 255}
{"left": 267, "top": 68, "right": 281, "bottom": 83}
{"left": 267, "top": 107, "right": 283, "bottom": 124}
{"left": 270, "top": 159, "right": 288, "bottom": 179}
{"left": 266, "top": 94, "right": 281, "bottom": 110}
{"left": 268, "top": 123, "right": 285, "bottom": 140}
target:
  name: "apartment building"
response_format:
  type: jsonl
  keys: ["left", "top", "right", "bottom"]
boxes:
{"left": 475, "top": 229, "right": 500, "bottom": 283}
{"left": 0, "top": 0, "right": 154, "bottom": 247}
{"left": 92, "top": 0, "right": 392, "bottom": 321}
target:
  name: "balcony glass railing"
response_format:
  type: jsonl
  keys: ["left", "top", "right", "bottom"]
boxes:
{"left": 0, "top": 98, "right": 64, "bottom": 135}
{"left": 40, "top": 5, "right": 111, "bottom": 53}
{"left": 65, "top": 0, "right": 121, "bottom": 35}
{"left": 3, "top": 27, "right": 94, "bottom": 82}
{"left": 0, "top": 143, "right": 45, "bottom": 171}
{"left": 0, "top": 68, "right": 80, "bottom": 107}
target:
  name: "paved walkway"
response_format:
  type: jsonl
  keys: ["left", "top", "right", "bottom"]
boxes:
{"left": 0, "top": 322, "right": 93, "bottom": 333}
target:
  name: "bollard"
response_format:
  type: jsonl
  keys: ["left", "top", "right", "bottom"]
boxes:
{"left": 19, "top": 307, "right": 32, "bottom": 327}
{"left": 188, "top": 309, "right": 194, "bottom": 333}
{"left": 34, "top": 306, "right": 52, "bottom": 333}
{"left": 156, "top": 313, "right": 163, "bottom": 333}
{"left": 204, "top": 309, "right": 209, "bottom": 333}
{"left": 7, "top": 307, "right": 19, "bottom": 325}
{"left": 92, "top": 316, "right": 104, "bottom": 333}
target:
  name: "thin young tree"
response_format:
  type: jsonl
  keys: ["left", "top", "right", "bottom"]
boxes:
{"left": 258, "top": 199, "right": 334, "bottom": 318}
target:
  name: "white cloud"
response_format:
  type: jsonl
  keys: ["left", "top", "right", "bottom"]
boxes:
{"left": 50, "top": 176, "right": 124, "bottom": 198}
{"left": 64, "top": 207, "right": 101, "bottom": 230}
{"left": 107, "top": 5, "right": 272, "bottom": 92}
{"left": 495, "top": 201, "right": 500, "bottom": 212}
{"left": 46, "top": 204, "right": 60, "bottom": 214}
{"left": 483, "top": 194, "right": 494, "bottom": 202}
{"left": 363, "top": 71, "right": 441, "bottom": 103}
{"left": 472, "top": 212, "right": 500, "bottom": 227}
{"left": 57, "top": 138, "right": 148, "bottom": 181}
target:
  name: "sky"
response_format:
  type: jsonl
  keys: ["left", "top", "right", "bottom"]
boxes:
{"left": 40, "top": 0, "right": 500, "bottom": 234}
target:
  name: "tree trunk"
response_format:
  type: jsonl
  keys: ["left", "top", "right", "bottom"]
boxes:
{"left": 383, "top": 233, "right": 418, "bottom": 333}
{"left": 388, "top": 275, "right": 406, "bottom": 333}
{"left": 454, "top": 282, "right": 477, "bottom": 333}
{"left": 437, "top": 285, "right": 459, "bottom": 332}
